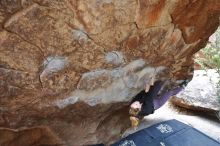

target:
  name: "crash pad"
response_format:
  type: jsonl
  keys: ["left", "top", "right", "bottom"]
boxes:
{"left": 111, "top": 119, "right": 220, "bottom": 146}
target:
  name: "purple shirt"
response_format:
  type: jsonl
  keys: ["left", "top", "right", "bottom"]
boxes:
{"left": 153, "top": 87, "right": 182, "bottom": 110}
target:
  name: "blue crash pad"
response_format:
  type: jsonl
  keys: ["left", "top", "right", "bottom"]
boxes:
{"left": 111, "top": 119, "right": 220, "bottom": 146}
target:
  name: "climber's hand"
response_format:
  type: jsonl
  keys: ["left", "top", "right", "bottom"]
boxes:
{"left": 130, "top": 116, "right": 139, "bottom": 128}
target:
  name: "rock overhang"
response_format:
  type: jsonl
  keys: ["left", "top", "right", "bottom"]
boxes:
{"left": 1, "top": 0, "right": 220, "bottom": 145}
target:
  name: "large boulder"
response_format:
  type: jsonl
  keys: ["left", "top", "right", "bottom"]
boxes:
{"left": 1, "top": 0, "right": 220, "bottom": 145}
{"left": 171, "top": 69, "right": 220, "bottom": 114}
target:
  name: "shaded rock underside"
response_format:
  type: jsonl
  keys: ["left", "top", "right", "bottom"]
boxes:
{"left": 1, "top": 0, "right": 220, "bottom": 145}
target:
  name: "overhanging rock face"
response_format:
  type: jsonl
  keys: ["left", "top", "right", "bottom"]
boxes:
{"left": 1, "top": 0, "right": 220, "bottom": 145}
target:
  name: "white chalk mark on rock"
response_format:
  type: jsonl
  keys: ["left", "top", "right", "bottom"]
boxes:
{"left": 54, "top": 96, "right": 79, "bottom": 109}
{"left": 41, "top": 56, "right": 68, "bottom": 77}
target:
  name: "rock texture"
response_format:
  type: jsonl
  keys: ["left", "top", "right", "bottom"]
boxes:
{"left": 0, "top": 126, "right": 64, "bottom": 146}
{"left": 1, "top": 0, "right": 220, "bottom": 145}
{"left": 171, "top": 69, "right": 220, "bottom": 114}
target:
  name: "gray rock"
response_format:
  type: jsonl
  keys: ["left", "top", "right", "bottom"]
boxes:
{"left": 171, "top": 69, "right": 220, "bottom": 113}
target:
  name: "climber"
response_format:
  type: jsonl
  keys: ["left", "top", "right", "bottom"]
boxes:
{"left": 129, "top": 80, "right": 185, "bottom": 127}
{"left": 129, "top": 81, "right": 163, "bottom": 119}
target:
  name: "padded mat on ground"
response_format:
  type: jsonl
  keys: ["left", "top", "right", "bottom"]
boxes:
{"left": 111, "top": 119, "right": 220, "bottom": 146}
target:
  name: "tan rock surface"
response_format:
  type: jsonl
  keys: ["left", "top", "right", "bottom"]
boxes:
{"left": 0, "top": 126, "right": 64, "bottom": 146}
{"left": 1, "top": 0, "right": 220, "bottom": 145}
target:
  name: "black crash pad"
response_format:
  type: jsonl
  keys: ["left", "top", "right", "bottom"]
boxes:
{"left": 111, "top": 119, "right": 220, "bottom": 146}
